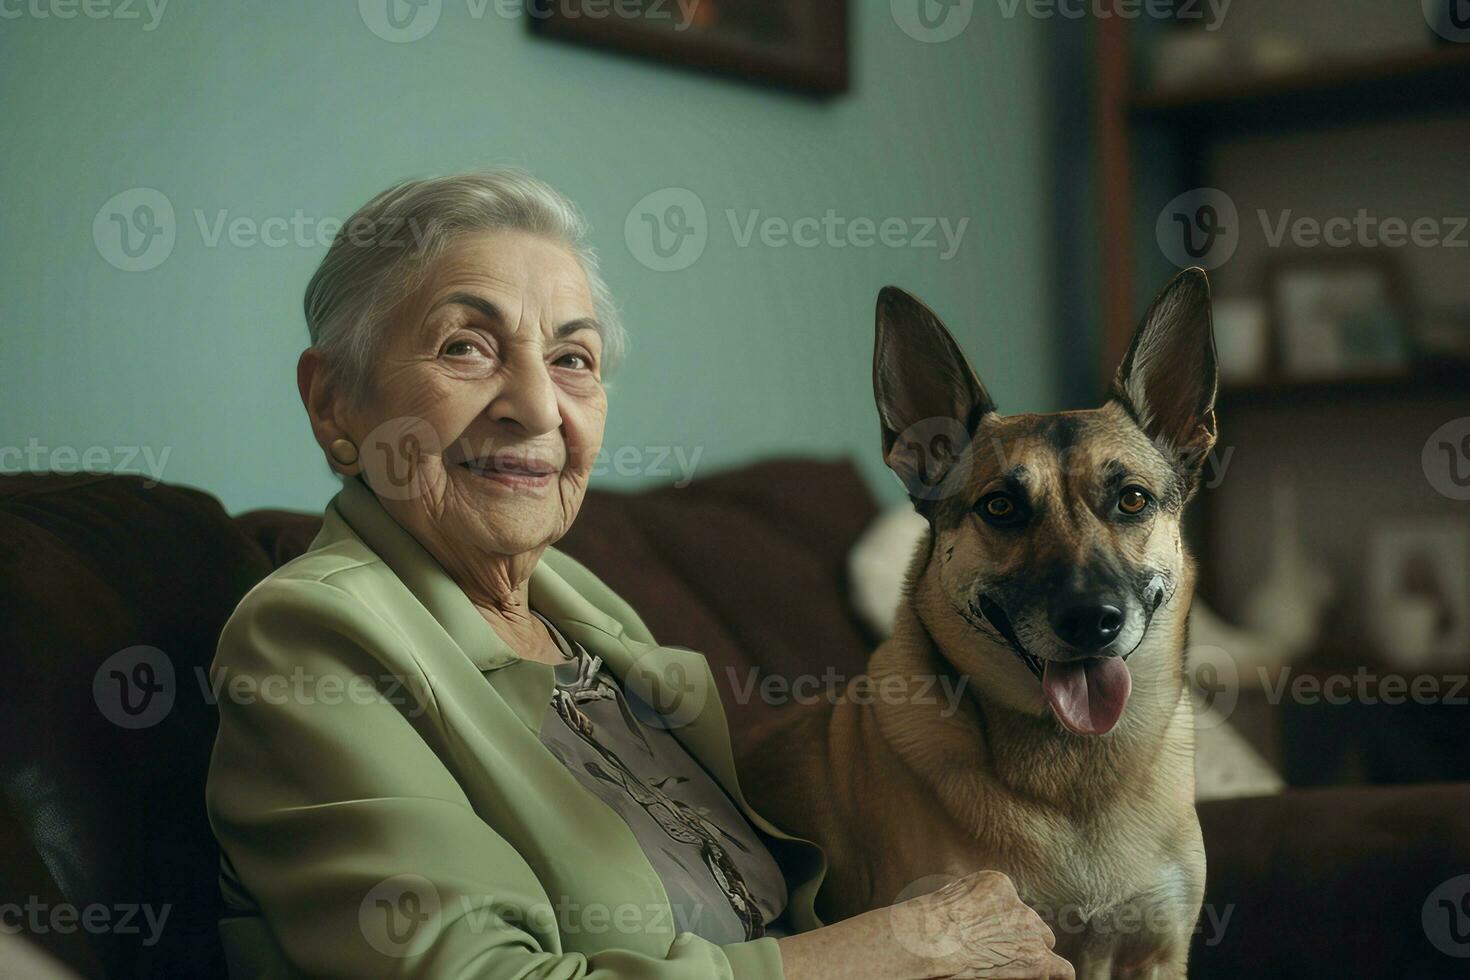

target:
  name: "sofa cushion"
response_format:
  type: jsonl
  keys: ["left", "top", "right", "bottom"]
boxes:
{"left": 558, "top": 459, "right": 879, "bottom": 733}
{"left": 0, "top": 473, "right": 272, "bottom": 978}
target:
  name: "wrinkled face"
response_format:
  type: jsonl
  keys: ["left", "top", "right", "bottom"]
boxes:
{"left": 339, "top": 230, "right": 607, "bottom": 570}
{"left": 929, "top": 405, "right": 1188, "bottom": 671}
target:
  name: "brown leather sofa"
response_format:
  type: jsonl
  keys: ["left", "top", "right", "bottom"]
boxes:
{"left": 4, "top": 465, "right": 1468, "bottom": 978}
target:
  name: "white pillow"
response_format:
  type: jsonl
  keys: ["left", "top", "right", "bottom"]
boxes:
{"left": 847, "top": 505, "right": 1283, "bottom": 801}
{"left": 849, "top": 505, "right": 928, "bottom": 637}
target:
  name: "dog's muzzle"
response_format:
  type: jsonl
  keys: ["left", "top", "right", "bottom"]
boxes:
{"left": 975, "top": 581, "right": 1167, "bottom": 679}
{"left": 974, "top": 595, "right": 1043, "bottom": 680}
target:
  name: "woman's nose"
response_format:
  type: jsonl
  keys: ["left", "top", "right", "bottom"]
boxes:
{"left": 487, "top": 359, "right": 561, "bottom": 436}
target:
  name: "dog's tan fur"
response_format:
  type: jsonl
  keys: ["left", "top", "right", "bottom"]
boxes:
{"left": 739, "top": 271, "right": 1216, "bottom": 979}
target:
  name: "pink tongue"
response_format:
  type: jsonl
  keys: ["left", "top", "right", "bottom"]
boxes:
{"left": 1042, "top": 657, "right": 1132, "bottom": 735}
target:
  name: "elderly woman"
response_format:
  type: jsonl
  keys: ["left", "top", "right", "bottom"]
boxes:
{"left": 204, "top": 170, "right": 1069, "bottom": 980}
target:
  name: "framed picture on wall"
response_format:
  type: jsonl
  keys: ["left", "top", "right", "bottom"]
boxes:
{"left": 526, "top": 0, "right": 849, "bottom": 95}
{"left": 1265, "top": 253, "right": 1412, "bottom": 380}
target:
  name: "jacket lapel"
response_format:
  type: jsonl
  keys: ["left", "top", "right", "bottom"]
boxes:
{"left": 329, "top": 478, "right": 828, "bottom": 929}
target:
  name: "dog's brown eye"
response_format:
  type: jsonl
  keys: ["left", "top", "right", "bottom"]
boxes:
{"left": 1118, "top": 487, "right": 1151, "bottom": 515}
{"left": 978, "top": 493, "right": 1025, "bottom": 526}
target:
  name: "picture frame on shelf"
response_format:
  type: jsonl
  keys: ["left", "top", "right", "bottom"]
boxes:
{"left": 526, "top": 0, "right": 849, "bottom": 96}
{"left": 1413, "top": 307, "right": 1470, "bottom": 366}
{"left": 1365, "top": 519, "right": 1470, "bottom": 669}
{"left": 1264, "top": 253, "right": 1411, "bottom": 381}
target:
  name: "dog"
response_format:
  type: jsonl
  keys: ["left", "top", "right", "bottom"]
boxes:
{"left": 738, "top": 269, "right": 1216, "bottom": 978}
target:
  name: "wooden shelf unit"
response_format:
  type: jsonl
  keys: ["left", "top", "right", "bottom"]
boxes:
{"left": 1129, "top": 45, "right": 1470, "bottom": 136}
{"left": 1096, "top": 25, "right": 1470, "bottom": 375}
{"left": 1217, "top": 364, "right": 1470, "bottom": 408}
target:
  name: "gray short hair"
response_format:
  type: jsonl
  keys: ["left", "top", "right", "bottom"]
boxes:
{"left": 303, "top": 169, "right": 624, "bottom": 402}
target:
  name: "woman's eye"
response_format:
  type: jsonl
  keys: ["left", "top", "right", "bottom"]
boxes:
{"left": 554, "top": 352, "right": 592, "bottom": 371}
{"left": 1118, "top": 486, "right": 1152, "bottom": 515}
{"left": 978, "top": 493, "right": 1025, "bottom": 526}
{"left": 442, "top": 339, "right": 482, "bottom": 358}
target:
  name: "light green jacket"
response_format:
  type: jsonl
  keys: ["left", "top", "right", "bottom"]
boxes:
{"left": 205, "top": 477, "right": 827, "bottom": 979}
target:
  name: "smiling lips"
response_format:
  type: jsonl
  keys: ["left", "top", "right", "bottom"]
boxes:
{"left": 458, "top": 455, "right": 559, "bottom": 488}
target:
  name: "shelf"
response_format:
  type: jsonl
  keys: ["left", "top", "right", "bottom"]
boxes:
{"left": 1217, "top": 365, "right": 1470, "bottom": 408}
{"left": 1130, "top": 45, "right": 1470, "bottom": 136}
{"left": 1239, "top": 661, "right": 1470, "bottom": 693}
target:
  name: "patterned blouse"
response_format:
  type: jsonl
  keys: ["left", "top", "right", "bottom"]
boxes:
{"left": 530, "top": 611, "right": 789, "bottom": 945}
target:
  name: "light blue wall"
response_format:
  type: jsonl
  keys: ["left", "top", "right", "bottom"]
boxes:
{"left": 1, "top": 1, "right": 1057, "bottom": 514}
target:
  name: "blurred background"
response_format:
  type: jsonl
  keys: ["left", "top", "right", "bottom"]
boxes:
{"left": 5, "top": 3, "right": 1470, "bottom": 977}
{"left": 3, "top": 1, "right": 1468, "bottom": 786}
{"left": 1091, "top": 0, "right": 1470, "bottom": 793}
{"left": 2, "top": 0, "right": 1057, "bottom": 514}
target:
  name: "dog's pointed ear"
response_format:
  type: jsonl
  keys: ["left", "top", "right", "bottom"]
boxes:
{"left": 1111, "top": 267, "right": 1219, "bottom": 478}
{"left": 874, "top": 286, "right": 995, "bottom": 507}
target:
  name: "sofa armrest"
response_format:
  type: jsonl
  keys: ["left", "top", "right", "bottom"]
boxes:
{"left": 1192, "top": 783, "right": 1470, "bottom": 979}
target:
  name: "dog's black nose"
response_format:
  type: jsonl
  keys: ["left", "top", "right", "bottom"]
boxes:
{"left": 1049, "top": 594, "right": 1124, "bottom": 651}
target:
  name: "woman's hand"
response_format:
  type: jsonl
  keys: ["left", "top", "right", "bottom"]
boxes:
{"left": 888, "top": 871, "right": 1074, "bottom": 979}
{"left": 778, "top": 870, "right": 1073, "bottom": 980}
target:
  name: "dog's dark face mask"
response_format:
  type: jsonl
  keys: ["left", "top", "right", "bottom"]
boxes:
{"left": 872, "top": 269, "right": 1218, "bottom": 736}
